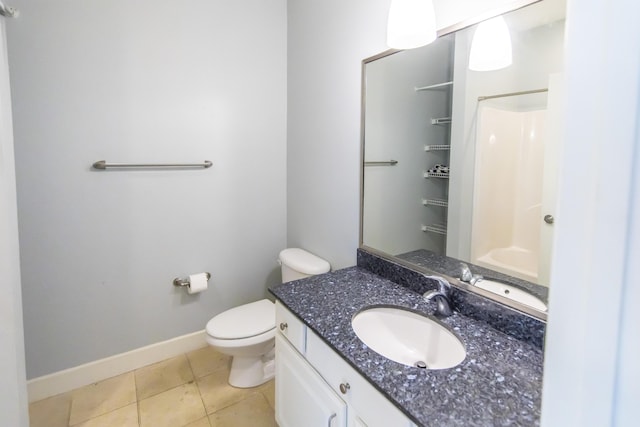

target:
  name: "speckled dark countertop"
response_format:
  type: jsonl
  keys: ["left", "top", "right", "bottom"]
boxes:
{"left": 270, "top": 267, "right": 543, "bottom": 427}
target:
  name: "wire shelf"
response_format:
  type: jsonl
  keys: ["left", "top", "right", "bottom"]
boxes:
{"left": 431, "top": 117, "right": 452, "bottom": 125}
{"left": 421, "top": 224, "right": 447, "bottom": 235}
{"left": 415, "top": 81, "right": 453, "bottom": 92}
{"left": 424, "top": 171, "right": 450, "bottom": 179}
{"left": 422, "top": 199, "right": 448, "bottom": 207}
{"left": 424, "top": 145, "right": 451, "bottom": 152}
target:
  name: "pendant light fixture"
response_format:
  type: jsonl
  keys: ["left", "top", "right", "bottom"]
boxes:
{"left": 387, "top": 0, "right": 437, "bottom": 49}
{"left": 469, "top": 16, "right": 513, "bottom": 71}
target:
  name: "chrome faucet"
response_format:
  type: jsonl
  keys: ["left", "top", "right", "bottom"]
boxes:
{"left": 423, "top": 276, "right": 453, "bottom": 317}
{"left": 459, "top": 263, "right": 483, "bottom": 285}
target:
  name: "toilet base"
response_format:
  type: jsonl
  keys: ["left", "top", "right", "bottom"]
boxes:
{"left": 228, "top": 351, "right": 275, "bottom": 388}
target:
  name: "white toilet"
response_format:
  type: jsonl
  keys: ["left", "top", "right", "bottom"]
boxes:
{"left": 205, "top": 248, "right": 330, "bottom": 388}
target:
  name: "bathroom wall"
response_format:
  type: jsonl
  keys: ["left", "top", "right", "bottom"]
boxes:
{"left": 286, "top": 0, "right": 540, "bottom": 270}
{"left": 8, "top": 0, "right": 287, "bottom": 379}
{"left": 540, "top": 0, "right": 640, "bottom": 423}
{"left": 286, "top": 0, "right": 389, "bottom": 270}
{"left": 0, "top": 17, "right": 28, "bottom": 427}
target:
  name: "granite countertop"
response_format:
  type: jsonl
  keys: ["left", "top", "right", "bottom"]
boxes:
{"left": 270, "top": 266, "right": 543, "bottom": 427}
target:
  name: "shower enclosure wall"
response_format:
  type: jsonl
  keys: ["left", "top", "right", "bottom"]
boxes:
{"left": 471, "top": 102, "right": 547, "bottom": 283}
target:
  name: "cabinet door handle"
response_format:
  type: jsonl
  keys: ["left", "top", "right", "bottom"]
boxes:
{"left": 279, "top": 322, "right": 288, "bottom": 331}
{"left": 327, "top": 413, "right": 336, "bottom": 427}
{"left": 339, "top": 382, "right": 350, "bottom": 394}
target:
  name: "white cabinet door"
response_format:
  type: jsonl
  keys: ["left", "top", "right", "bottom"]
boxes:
{"left": 306, "top": 330, "right": 413, "bottom": 427}
{"left": 276, "top": 334, "right": 347, "bottom": 427}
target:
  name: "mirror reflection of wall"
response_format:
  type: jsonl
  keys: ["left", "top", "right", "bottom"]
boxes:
{"left": 363, "top": 35, "right": 454, "bottom": 255}
{"left": 361, "top": 0, "right": 566, "bottom": 304}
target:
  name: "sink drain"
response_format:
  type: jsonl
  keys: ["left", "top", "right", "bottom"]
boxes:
{"left": 414, "top": 361, "right": 428, "bottom": 369}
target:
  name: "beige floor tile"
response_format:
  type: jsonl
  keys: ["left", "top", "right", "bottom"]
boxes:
{"left": 69, "top": 372, "right": 136, "bottom": 425}
{"left": 184, "top": 417, "right": 212, "bottom": 427}
{"left": 257, "top": 380, "right": 275, "bottom": 410}
{"left": 197, "top": 369, "right": 255, "bottom": 414}
{"left": 186, "top": 346, "right": 230, "bottom": 378}
{"left": 29, "top": 392, "right": 72, "bottom": 427}
{"left": 70, "top": 403, "right": 138, "bottom": 427}
{"left": 209, "top": 393, "right": 276, "bottom": 427}
{"left": 135, "top": 354, "right": 194, "bottom": 400}
{"left": 139, "top": 382, "right": 205, "bottom": 427}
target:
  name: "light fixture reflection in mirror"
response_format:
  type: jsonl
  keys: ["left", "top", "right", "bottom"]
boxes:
{"left": 469, "top": 16, "right": 513, "bottom": 71}
{"left": 387, "top": 0, "right": 437, "bottom": 49}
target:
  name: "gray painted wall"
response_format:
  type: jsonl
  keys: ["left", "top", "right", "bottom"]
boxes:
{"left": 8, "top": 0, "right": 287, "bottom": 378}
{"left": 0, "top": 18, "right": 28, "bottom": 427}
{"left": 286, "top": 0, "right": 390, "bottom": 269}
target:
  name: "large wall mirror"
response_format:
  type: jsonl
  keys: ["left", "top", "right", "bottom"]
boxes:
{"left": 360, "top": 0, "right": 566, "bottom": 320}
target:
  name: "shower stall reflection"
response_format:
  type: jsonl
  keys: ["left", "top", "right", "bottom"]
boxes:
{"left": 470, "top": 92, "right": 551, "bottom": 285}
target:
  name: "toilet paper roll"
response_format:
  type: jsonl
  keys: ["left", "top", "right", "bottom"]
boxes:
{"left": 187, "top": 273, "right": 209, "bottom": 294}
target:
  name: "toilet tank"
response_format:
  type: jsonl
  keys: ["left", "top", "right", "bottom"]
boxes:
{"left": 279, "top": 248, "right": 331, "bottom": 283}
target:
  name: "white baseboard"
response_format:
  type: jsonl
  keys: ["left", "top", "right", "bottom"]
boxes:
{"left": 27, "top": 330, "right": 207, "bottom": 402}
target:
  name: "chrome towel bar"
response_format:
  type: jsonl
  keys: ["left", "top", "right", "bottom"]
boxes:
{"left": 364, "top": 160, "right": 398, "bottom": 166}
{"left": 92, "top": 160, "right": 212, "bottom": 170}
{"left": 173, "top": 272, "right": 211, "bottom": 287}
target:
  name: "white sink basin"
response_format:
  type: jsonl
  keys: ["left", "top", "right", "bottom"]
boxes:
{"left": 475, "top": 279, "right": 547, "bottom": 312}
{"left": 351, "top": 307, "right": 466, "bottom": 369}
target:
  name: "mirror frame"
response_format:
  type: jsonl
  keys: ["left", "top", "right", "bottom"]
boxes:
{"left": 359, "top": 0, "right": 548, "bottom": 322}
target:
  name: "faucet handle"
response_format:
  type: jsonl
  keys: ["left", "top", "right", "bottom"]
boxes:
{"left": 470, "top": 274, "right": 484, "bottom": 285}
{"left": 423, "top": 281, "right": 454, "bottom": 317}
{"left": 459, "top": 263, "right": 472, "bottom": 282}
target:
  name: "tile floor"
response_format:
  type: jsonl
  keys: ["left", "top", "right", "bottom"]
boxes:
{"left": 28, "top": 346, "right": 276, "bottom": 427}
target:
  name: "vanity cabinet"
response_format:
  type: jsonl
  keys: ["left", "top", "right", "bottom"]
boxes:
{"left": 275, "top": 301, "right": 415, "bottom": 427}
{"left": 276, "top": 334, "right": 347, "bottom": 427}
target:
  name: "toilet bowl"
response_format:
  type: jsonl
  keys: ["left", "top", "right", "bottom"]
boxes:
{"left": 205, "top": 248, "right": 330, "bottom": 388}
{"left": 205, "top": 299, "right": 276, "bottom": 388}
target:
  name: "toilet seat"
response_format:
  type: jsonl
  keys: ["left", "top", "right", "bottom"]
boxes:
{"left": 206, "top": 299, "right": 275, "bottom": 340}
{"left": 205, "top": 328, "right": 275, "bottom": 350}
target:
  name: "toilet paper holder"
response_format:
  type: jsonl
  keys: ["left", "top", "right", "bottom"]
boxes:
{"left": 173, "top": 272, "right": 211, "bottom": 288}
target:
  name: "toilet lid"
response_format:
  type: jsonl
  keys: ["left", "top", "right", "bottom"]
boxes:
{"left": 206, "top": 299, "right": 275, "bottom": 339}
